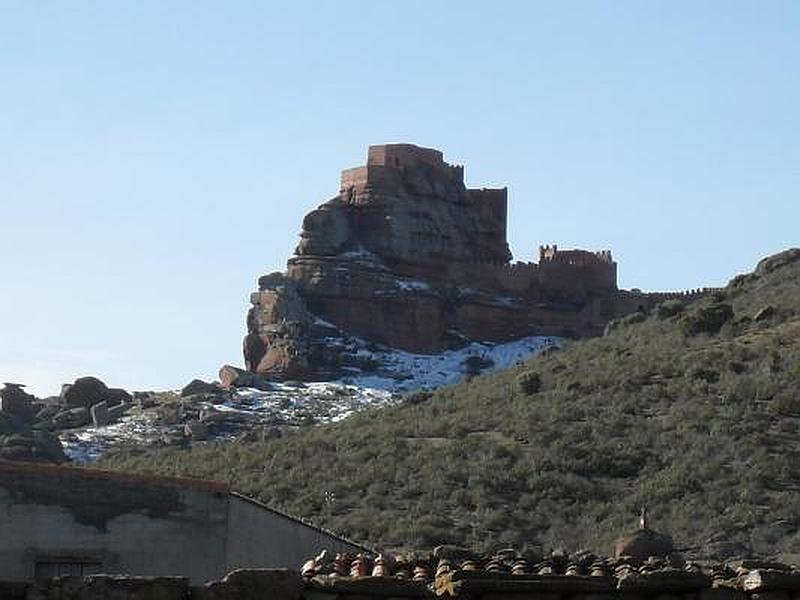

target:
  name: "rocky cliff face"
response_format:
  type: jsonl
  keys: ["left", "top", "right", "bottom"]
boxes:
{"left": 244, "top": 143, "right": 694, "bottom": 380}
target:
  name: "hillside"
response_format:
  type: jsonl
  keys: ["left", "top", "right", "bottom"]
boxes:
{"left": 99, "top": 249, "right": 800, "bottom": 560}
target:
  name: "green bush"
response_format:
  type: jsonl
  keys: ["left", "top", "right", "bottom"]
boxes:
{"left": 516, "top": 371, "right": 541, "bottom": 395}
{"left": 622, "top": 311, "right": 647, "bottom": 326}
{"left": 656, "top": 299, "right": 685, "bottom": 319}
{"left": 682, "top": 303, "right": 734, "bottom": 335}
{"left": 690, "top": 367, "right": 720, "bottom": 383}
{"left": 404, "top": 390, "right": 433, "bottom": 405}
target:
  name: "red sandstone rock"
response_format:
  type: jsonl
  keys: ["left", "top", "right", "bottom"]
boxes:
{"left": 244, "top": 143, "right": 710, "bottom": 380}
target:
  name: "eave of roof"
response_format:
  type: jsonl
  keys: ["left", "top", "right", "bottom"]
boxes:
{"left": 0, "top": 459, "right": 229, "bottom": 493}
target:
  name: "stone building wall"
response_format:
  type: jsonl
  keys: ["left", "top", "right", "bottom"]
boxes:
{"left": 0, "top": 461, "right": 230, "bottom": 583}
{"left": 0, "top": 461, "right": 365, "bottom": 584}
{"left": 227, "top": 494, "right": 367, "bottom": 573}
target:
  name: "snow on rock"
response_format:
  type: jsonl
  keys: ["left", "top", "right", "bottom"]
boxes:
{"left": 60, "top": 335, "right": 558, "bottom": 463}
{"left": 335, "top": 334, "right": 559, "bottom": 392}
{"left": 394, "top": 279, "right": 432, "bottom": 292}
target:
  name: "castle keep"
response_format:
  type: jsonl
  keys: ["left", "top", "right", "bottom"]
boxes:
{"left": 245, "top": 144, "right": 702, "bottom": 379}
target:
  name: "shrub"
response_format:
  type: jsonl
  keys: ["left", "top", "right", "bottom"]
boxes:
{"left": 622, "top": 312, "right": 647, "bottom": 326}
{"left": 605, "top": 311, "right": 646, "bottom": 336}
{"left": 711, "top": 290, "right": 728, "bottom": 303}
{"left": 728, "top": 274, "right": 750, "bottom": 288}
{"left": 690, "top": 367, "right": 720, "bottom": 384}
{"left": 729, "top": 361, "right": 747, "bottom": 374}
{"left": 772, "top": 393, "right": 800, "bottom": 417}
{"left": 463, "top": 355, "right": 494, "bottom": 377}
{"left": 681, "top": 303, "right": 734, "bottom": 335}
{"left": 516, "top": 371, "right": 541, "bottom": 395}
{"left": 656, "top": 300, "right": 685, "bottom": 319}
{"left": 404, "top": 390, "right": 433, "bottom": 405}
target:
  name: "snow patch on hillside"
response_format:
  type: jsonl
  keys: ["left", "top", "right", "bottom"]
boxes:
{"left": 60, "top": 335, "right": 558, "bottom": 463}
{"left": 338, "top": 335, "right": 558, "bottom": 391}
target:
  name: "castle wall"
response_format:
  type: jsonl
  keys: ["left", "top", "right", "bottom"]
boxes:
{"left": 387, "top": 257, "right": 619, "bottom": 300}
{"left": 307, "top": 295, "right": 446, "bottom": 354}
{"left": 340, "top": 165, "right": 406, "bottom": 194}
{"left": 367, "top": 144, "right": 447, "bottom": 173}
{"left": 611, "top": 288, "right": 720, "bottom": 315}
{"left": 454, "top": 300, "right": 595, "bottom": 341}
{"left": 539, "top": 260, "right": 618, "bottom": 294}
{"left": 444, "top": 261, "right": 539, "bottom": 293}
{"left": 339, "top": 166, "right": 368, "bottom": 191}
{"left": 361, "top": 144, "right": 464, "bottom": 184}
{"left": 467, "top": 188, "right": 507, "bottom": 225}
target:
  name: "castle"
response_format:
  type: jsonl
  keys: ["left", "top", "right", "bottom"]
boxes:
{"left": 244, "top": 144, "right": 708, "bottom": 379}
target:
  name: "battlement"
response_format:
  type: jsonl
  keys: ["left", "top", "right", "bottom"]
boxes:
{"left": 368, "top": 143, "right": 437, "bottom": 169}
{"left": 539, "top": 244, "right": 614, "bottom": 266}
{"left": 340, "top": 143, "right": 465, "bottom": 191}
{"left": 629, "top": 287, "right": 722, "bottom": 301}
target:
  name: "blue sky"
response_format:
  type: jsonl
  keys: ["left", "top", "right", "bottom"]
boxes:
{"left": 1, "top": 2, "right": 798, "bottom": 396}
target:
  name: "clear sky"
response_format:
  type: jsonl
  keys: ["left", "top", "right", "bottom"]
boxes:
{"left": 1, "top": 2, "right": 798, "bottom": 396}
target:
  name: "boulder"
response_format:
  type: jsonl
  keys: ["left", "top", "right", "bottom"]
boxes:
{"left": 0, "top": 430, "right": 66, "bottom": 463}
{"left": 134, "top": 391, "right": 157, "bottom": 408}
{"left": 219, "top": 365, "right": 273, "bottom": 391}
{"left": 52, "top": 406, "right": 91, "bottom": 429}
{"left": 0, "top": 411, "right": 28, "bottom": 435}
{"left": 0, "top": 383, "right": 34, "bottom": 419}
{"left": 755, "top": 248, "right": 800, "bottom": 276}
{"left": 105, "top": 387, "right": 132, "bottom": 404}
{"left": 184, "top": 420, "right": 209, "bottom": 440}
{"left": 181, "top": 379, "right": 222, "bottom": 397}
{"left": 61, "top": 376, "right": 109, "bottom": 408}
{"left": 754, "top": 305, "right": 776, "bottom": 322}
{"left": 33, "top": 402, "right": 60, "bottom": 422}
{"left": 200, "top": 409, "right": 229, "bottom": 425}
{"left": 0, "top": 443, "right": 33, "bottom": 462}
{"left": 91, "top": 401, "right": 110, "bottom": 427}
{"left": 32, "top": 429, "right": 68, "bottom": 463}
{"left": 107, "top": 402, "right": 130, "bottom": 422}
{"left": 155, "top": 403, "right": 183, "bottom": 426}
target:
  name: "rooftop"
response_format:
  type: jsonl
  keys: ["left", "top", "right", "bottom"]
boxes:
{"left": 300, "top": 548, "right": 800, "bottom": 596}
{"left": 0, "top": 459, "right": 228, "bottom": 492}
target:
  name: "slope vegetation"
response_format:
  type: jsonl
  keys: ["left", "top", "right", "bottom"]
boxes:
{"left": 100, "top": 250, "right": 800, "bottom": 559}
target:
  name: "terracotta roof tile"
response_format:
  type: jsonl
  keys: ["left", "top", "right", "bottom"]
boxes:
{"left": 300, "top": 549, "right": 800, "bottom": 597}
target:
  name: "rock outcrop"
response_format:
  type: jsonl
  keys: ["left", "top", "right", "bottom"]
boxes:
{"left": 0, "top": 376, "right": 138, "bottom": 464}
{"left": 0, "top": 383, "right": 68, "bottom": 463}
{"left": 244, "top": 143, "right": 711, "bottom": 380}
